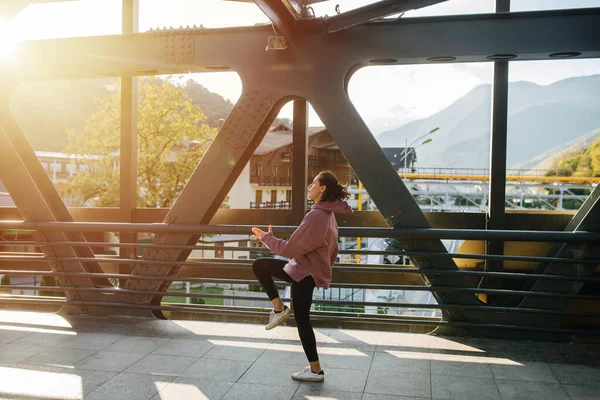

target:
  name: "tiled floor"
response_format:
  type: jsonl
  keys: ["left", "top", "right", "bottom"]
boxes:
{"left": 0, "top": 310, "right": 599, "bottom": 400}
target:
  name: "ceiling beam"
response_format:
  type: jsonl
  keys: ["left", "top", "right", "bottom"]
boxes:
{"left": 325, "top": 0, "right": 448, "bottom": 33}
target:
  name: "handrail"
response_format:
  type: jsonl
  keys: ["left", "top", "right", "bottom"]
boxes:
{"left": 0, "top": 221, "right": 598, "bottom": 242}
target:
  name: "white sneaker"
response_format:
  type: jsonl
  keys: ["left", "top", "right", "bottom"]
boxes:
{"left": 291, "top": 366, "right": 325, "bottom": 382}
{"left": 265, "top": 306, "right": 291, "bottom": 330}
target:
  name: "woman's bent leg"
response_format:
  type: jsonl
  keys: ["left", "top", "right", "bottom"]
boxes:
{"left": 251, "top": 258, "right": 292, "bottom": 300}
{"left": 252, "top": 258, "right": 294, "bottom": 330}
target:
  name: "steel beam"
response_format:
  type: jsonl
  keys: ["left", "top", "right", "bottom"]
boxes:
{"left": 308, "top": 87, "right": 482, "bottom": 321}
{"left": 325, "top": 0, "right": 447, "bottom": 33}
{"left": 121, "top": 86, "right": 286, "bottom": 317}
{"left": 0, "top": 87, "right": 110, "bottom": 287}
{"left": 0, "top": 124, "right": 98, "bottom": 313}
{"left": 2, "top": 9, "right": 599, "bottom": 82}
{"left": 485, "top": 60, "right": 509, "bottom": 296}
{"left": 519, "top": 183, "right": 600, "bottom": 312}
{"left": 253, "top": 0, "right": 299, "bottom": 38}
{"left": 119, "top": 0, "right": 139, "bottom": 284}
{"left": 291, "top": 99, "right": 308, "bottom": 223}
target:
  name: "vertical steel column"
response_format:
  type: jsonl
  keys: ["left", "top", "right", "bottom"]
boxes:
{"left": 119, "top": 0, "right": 139, "bottom": 283}
{"left": 291, "top": 99, "right": 308, "bottom": 223}
{"left": 485, "top": 0, "right": 511, "bottom": 298}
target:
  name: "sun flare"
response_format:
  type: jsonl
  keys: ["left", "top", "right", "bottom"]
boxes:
{"left": 0, "top": 21, "right": 18, "bottom": 59}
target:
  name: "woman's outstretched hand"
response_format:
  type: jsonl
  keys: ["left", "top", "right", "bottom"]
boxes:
{"left": 252, "top": 225, "right": 272, "bottom": 241}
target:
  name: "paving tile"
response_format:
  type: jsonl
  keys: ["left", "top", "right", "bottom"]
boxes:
{"left": 293, "top": 385, "right": 363, "bottom": 400}
{"left": 20, "top": 346, "right": 96, "bottom": 367}
{"left": 377, "top": 332, "right": 430, "bottom": 353}
{"left": 152, "top": 377, "right": 233, "bottom": 400}
{"left": 222, "top": 382, "right": 297, "bottom": 400}
{"left": 0, "top": 364, "right": 87, "bottom": 400}
{"left": 549, "top": 363, "right": 600, "bottom": 386}
{"left": 239, "top": 360, "right": 301, "bottom": 387}
{"left": 365, "top": 370, "right": 430, "bottom": 398}
{"left": 4, "top": 364, "right": 118, "bottom": 395}
{"left": 544, "top": 343, "right": 600, "bottom": 366}
{"left": 318, "top": 347, "right": 373, "bottom": 370}
{"left": 125, "top": 354, "right": 199, "bottom": 376}
{"left": 76, "top": 350, "right": 146, "bottom": 372}
{"left": 258, "top": 344, "right": 311, "bottom": 366}
{"left": 431, "top": 360, "right": 493, "bottom": 378}
{"left": 371, "top": 351, "right": 431, "bottom": 374}
{"left": 10, "top": 332, "right": 73, "bottom": 347}
{"left": 85, "top": 371, "right": 173, "bottom": 400}
{"left": 429, "top": 336, "right": 486, "bottom": 355}
{"left": 495, "top": 380, "right": 569, "bottom": 400}
{"left": 491, "top": 362, "right": 558, "bottom": 383}
{"left": 431, "top": 375, "right": 500, "bottom": 400}
{"left": 0, "top": 343, "right": 46, "bottom": 363}
{"left": 153, "top": 338, "right": 214, "bottom": 357}
{"left": 0, "top": 329, "right": 30, "bottom": 345}
{"left": 179, "top": 358, "right": 251, "bottom": 382}
{"left": 327, "top": 329, "right": 380, "bottom": 351}
{"left": 106, "top": 335, "right": 170, "bottom": 355}
{"left": 57, "top": 332, "right": 124, "bottom": 350}
{"left": 362, "top": 394, "right": 431, "bottom": 400}
{"left": 563, "top": 384, "right": 600, "bottom": 400}
{"left": 203, "top": 340, "right": 268, "bottom": 362}
{"left": 300, "top": 367, "right": 368, "bottom": 393}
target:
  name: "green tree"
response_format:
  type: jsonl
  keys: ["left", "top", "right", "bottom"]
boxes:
{"left": 547, "top": 134, "right": 600, "bottom": 178}
{"left": 60, "top": 77, "right": 217, "bottom": 208}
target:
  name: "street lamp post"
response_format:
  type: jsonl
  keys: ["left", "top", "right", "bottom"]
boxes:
{"left": 402, "top": 127, "right": 440, "bottom": 179}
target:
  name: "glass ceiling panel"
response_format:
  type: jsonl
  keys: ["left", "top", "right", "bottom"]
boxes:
{"left": 139, "top": 0, "right": 270, "bottom": 30}
{"left": 511, "top": 0, "right": 600, "bottom": 11}
{"left": 306, "top": 0, "right": 493, "bottom": 19}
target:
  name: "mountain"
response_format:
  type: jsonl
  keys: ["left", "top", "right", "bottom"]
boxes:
{"left": 376, "top": 74, "right": 600, "bottom": 169}
{"left": 513, "top": 128, "right": 600, "bottom": 171}
{"left": 9, "top": 78, "right": 235, "bottom": 152}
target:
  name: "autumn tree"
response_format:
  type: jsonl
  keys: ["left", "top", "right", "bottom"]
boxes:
{"left": 60, "top": 77, "right": 217, "bottom": 208}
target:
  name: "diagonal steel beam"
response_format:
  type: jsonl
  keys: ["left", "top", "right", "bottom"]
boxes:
{"left": 308, "top": 87, "right": 481, "bottom": 321}
{"left": 325, "top": 0, "right": 447, "bottom": 33}
{"left": 253, "top": 0, "right": 298, "bottom": 38}
{"left": 0, "top": 124, "right": 100, "bottom": 314}
{"left": 0, "top": 87, "right": 110, "bottom": 287}
{"left": 122, "top": 86, "right": 287, "bottom": 317}
{"left": 519, "top": 184, "right": 600, "bottom": 311}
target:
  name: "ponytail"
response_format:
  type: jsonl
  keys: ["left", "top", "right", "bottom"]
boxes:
{"left": 317, "top": 171, "right": 351, "bottom": 202}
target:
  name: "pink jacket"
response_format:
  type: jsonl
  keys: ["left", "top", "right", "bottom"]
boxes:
{"left": 262, "top": 201, "right": 353, "bottom": 289}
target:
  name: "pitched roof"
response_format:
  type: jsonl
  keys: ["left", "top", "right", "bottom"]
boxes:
{"left": 254, "top": 125, "right": 328, "bottom": 155}
{"left": 382, "top": 147, "right": 417, "bottom": 169}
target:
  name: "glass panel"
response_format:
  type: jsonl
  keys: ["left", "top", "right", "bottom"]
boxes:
{"left": 349, "top": 62, "right": 493, "bottom": 213}
{"left": 309, "top": 0, "right": 493, "bottom": 19}
{"left": 507, "top": 59, "right": 600, "bottom": 211}
{"left": 7, "top": 0, "right": 121, "bottom": 41}
{"left": 511, "top": 0, "right": 600, "bottom": 12}
{"left": 139, "top": 0, "right": 269, "bottom": 30}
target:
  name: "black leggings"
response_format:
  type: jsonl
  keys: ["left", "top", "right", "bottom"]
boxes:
{"left": 252, "top": 258, "right": 318, "bottom": 363}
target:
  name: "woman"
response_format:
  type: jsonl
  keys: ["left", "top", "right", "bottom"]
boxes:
{"left": 251, "top": 171, "right": 352, "bottom": 382}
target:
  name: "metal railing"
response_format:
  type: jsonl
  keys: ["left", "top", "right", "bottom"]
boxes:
{"left": 0, "top": 220, "right": 599, "bottom": 336}
{"left": 249, "top": 176, "right": 292, "bottom": 186}
{"left": 250, "top": 201, "right": 292, "bottom": 209}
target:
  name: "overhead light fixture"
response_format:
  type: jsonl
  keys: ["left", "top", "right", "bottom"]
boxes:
{"left": 427, "top": 56, "right": 456, "bottom": 62}
{"left": 549, "top": 52, "right": 581, "bottom": 58}
{"left": 487, "top": 54, "right": 517, "bottom": 60}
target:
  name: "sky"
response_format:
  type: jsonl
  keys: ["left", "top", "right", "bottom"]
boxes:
{"left": 1, "top": 0, "right": 599, "bottom": 133}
